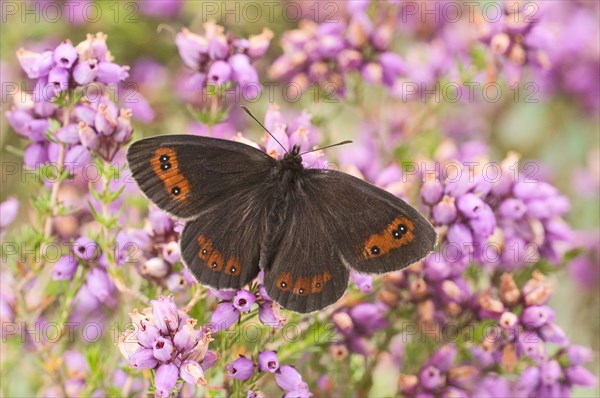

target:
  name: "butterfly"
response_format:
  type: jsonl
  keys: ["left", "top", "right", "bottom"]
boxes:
{"left": 126, "top": 107, "right": 437, "bottom": 313}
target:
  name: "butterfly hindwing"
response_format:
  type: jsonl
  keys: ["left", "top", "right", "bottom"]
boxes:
{"left": 262, "top": 192, "right": 350, "bottom": 313}
{"left": 180, "top": 182, "right": 277, "bottom": 290}
{"left": 126, "top": 135, "right": 276, "bottom": 220}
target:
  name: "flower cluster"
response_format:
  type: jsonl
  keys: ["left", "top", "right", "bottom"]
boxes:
{"left": 210, "top": 283, "right": 286, "bottom": 332}
{"left": 175, "top": 21, "right": 273, "bottom": 100}
{"left": 477, "top": 1, "right": 551, "bottom": 83}
{"left": 6, "top": 33, "right": 133, "bottom": 167}
{"left": 421, "top": 142, "right": 572, "bottom": 272}
{"left": 115, "top": 208, "right": 193, "bottom": 292}
{"left": 119, "top": 296, "right": 217, "bottom": 397}
{"left": 400, "top": 272, "right": 598, "bottom": 397}
{"left": 270, "top": 5, "right": 404, "bottom": 97}
{"left": 331, "top": 302, "right": 388, "bottom": 356}
{"left": 16, "top": 33, "right": 129, "bottom": 100}
{"left": 228, "top": 351, "right": 312, "bottom": 397}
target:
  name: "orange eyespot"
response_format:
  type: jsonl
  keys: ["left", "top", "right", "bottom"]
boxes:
{"left": 361, "top": 216, "right": 415, "bottom": 259}
{"left": 197, "top": 235, "right": 213, "bottom": 260}
{"left": 276, "top": 273, "right": 293, "bottom": 292}
{"left": 311, "top": 275, "right": 325, "bottom": 293}
{"left": 225, "top": 257, "right": 241, "bottom": 276}
{"left": 151, "top": 148, "right": 190, "bottom": 202}
{"left": 311, "top": 272, "right": 332, "bottom": 293}
{"left": 206, "top": 251, "right": 224, "bottom": 272}
{"left": 293, "top": 278, "right": 310, "bottom": 296}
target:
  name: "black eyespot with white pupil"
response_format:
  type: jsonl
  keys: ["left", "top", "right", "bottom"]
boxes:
{"left": 281, "top": 281, "right": 287, "bottom": 288}
{"left": 171, "top": 187, "right": 181, "bottom": 195}
{"left": 392, "top": 224, "right": 408, "bottom": 239}
{"left": 161, "top": 162, "right": 171, "bottom": 170}
{"left": 159, "top": 154, "right": 169, "bottom": 162}
{"left": 371, "top": 246, "right": 380, "bottom": 255}
{"left": 230, "top": 267, "right": 236, "bottom": 273}
{"left": 316, "top": 283, "right": 321, "bottom": 288}
{"left": 202, "top": 249, "right": 207, "bottom": 254}
{"left": 211, "top": 262, "right": 218, "bottom": 268}
{"left": 298, "top": 288, "right": 304, "bottom": 294}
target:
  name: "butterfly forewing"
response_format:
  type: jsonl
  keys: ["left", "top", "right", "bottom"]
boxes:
{"left": 126, "top": 135, "right": 276, "bottom": 220}
{"left": 302, "top": 169, "right": 437, "bottom": 274}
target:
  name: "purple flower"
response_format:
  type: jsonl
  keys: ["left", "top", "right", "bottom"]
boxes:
{"left": 432, "top": 196, "right": 457, "bottom": 225}
{"left": 350, "top": 271, "right": 372, "bottom": 293}
{"left": 139, "top": 0, "right": 183, "bottom": 18}
{"left": 207, "top": 60, "right": 232, "bottom": 85}
{"left": 53, "top": 40, "right": 78, "bottom": 68}
{"left": 420, "top": 365, "right": 444, "bottom": 390}
{"left": 173, "top": 319, "right": 197, "bottom": 351}
{"left": 155, "top": 363, "right": 179, "bottom": 398}
{"left": 521, "top": 305, "right": 554, "bottom": 328}
{"left": 0, "top": 197, "right": 19, "bottom": 236}
{"left": 153, "top": 337, "right": 174, "bottom": 362}
{"left": 566, "top": 366, "right": 598, "bottom": 386}
{"left": 175, "top": 21, "right": 271, "bottom": 100}
{"left": 348, "top": 303, "right": 387, "bottom": 335}
{"left": 210, "top": 302, "right": 240, "bottom": 332}
{"left": 16, "top": 49, "right": 54, "bottom": 79}
{"left": 129, "top": 348, "right": 158, "bottom": 370}
{"left": 258, "top": 301, "right": 286, "bottom": 328}
{"left": 141, "top": 257, "right": 169, "bottom": 278}
{"left": 428, "top": 345, "right": 457, "bottom": 372}
{"left": 180, "top": 360, "right": 206, "bottom": 386}
{"left": 51, "top": 256, "right": 78, "bottom": 281}
{"left": 96, "top": 62, "right": 129, "bottom": 83}
{"left": 232, "top": 290, "right": 256, "bottom": 312}
{"left": 258, "top": 350, "right": 279, "bottom": 373}
{"left": 276, "top": 365, "right": 309, "bottom": 394}
{"left": 48, "top": 66, "right": 69, "bottom": 92}
{"left": 137, "top": 324, "right": 160, "bottom": 348}
{"left": 456, "top": 193, "right": 485, "bottom": 218}
{"left": 152, "top": 296, "right": 179, "bottom": 334}
{"left": 73, "top": 236, "right": 99, "bottom": 261}
{"left": 226, "top": 356, "right": 254, "bottom": 381}
{"left": 566, "top": 345, "right": 593, "bottom": 366}
{"left": 73, "top": 59, "right": 98, "bottom": 84}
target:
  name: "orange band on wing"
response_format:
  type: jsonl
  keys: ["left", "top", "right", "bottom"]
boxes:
{"left": 360, "top": 216, "right": 414, "bottom": 259}
{"left": 151, "top": 147, "right": 191, "bottom": 202}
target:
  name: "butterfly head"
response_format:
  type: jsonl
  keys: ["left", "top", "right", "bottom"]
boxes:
{"left": 281, "top": 145, "right": 303, "bottom": 171}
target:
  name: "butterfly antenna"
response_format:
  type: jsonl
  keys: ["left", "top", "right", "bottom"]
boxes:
{"left": 240, "top": 105, "right": 288, "bottom": 154}
{"left": 299, "top": 140, "right": 353, "bottom": 156}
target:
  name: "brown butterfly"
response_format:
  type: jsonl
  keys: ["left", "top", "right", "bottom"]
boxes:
{"left": 126, "top": 108, "right": 436, "bottom": 313}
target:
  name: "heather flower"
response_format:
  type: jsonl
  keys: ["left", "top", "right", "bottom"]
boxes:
{"left": 276, "top": 365, "right": 312, "bottom": 397}
{"left": 210, "top": 289, "right": 257, "bottom": 331}
{"left": 120, "top": 296, "right": 213, "bottom": 395}
{"left": 51, "top": 255, "right": 79, "bottom": 281}
{"left": 175, "top": 21, "right": 272, "bottom": 100}
{"left": 226, "top": 355, "right": 254, "bottom": 381}
{"left": 73, "top": 236, "right": 99, "bottom": 261}
{"left": 155, "top": 363, "right": 179, "bottom": 397}
{"left": 258, "top": 350, "right": 279, "bottom": 373}
{"left": 0, "top": 197, "right": 19, "bottom": 238}
{"left": 350, "top": 271, "right": 373, "bottom": 293}
{"left": 7, "top": 34, "right": 133, "bottom": 170}
{"left": 270, "top": 6, "right": 405, "bottom": 97}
